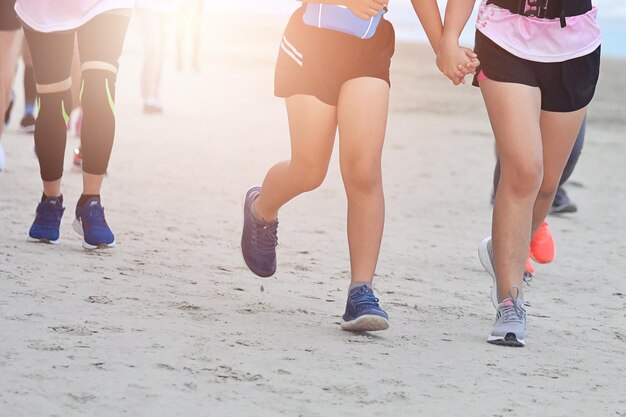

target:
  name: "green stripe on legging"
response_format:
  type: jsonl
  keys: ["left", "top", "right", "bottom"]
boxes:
{"left": 105, "top": 79, "right": 115, "bottom": 113}
{"left": 61, "top": 100, "right": 69, "bottom": 124}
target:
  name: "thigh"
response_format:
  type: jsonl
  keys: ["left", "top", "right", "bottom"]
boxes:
{"left": 77, "top": 12, "right": 130, "bottom": 69}
{"left": 479, "top": 79, "right": 543, "bottom": 169}
{"left": 539, "top": 107, "right": 587, "bottom": 186}
{"left": 285, "top": 94, "right": 337, "bottom": 167}
{"left": 0, "top": 0, "right": 20, "bottom": 31}
{"left": 0, "top": 30, "right": 22, "bottom": 92}
{"left": 337, "top": 77, "right": 389, "bottom": 166}
{"left": 23, "top": 27, "right": 74, "bottom": 85}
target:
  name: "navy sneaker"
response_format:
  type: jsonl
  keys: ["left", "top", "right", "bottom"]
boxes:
{"left": 28, "top": 196, "right": 65, "bottom": 244}
{"left": 72, "top": 197, "right": 115, "bottom": 249}
{"left": 241, "top": 187, "right": 278, "bottom": 277}
{"left": 341, "top": 285, "right": 389, "bottom": 332}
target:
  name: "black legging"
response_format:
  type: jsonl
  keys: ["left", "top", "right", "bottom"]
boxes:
{"left": 23, "top": 12, "right": 129, "bottom": 181}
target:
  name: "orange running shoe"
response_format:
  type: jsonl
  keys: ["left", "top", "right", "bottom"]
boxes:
{"left": 530, "top": 220, "right": 555, "bottom": 264}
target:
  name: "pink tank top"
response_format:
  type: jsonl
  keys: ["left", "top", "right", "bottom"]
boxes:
{"left": 476, "top": 0, "right": 602, "bottom": 63}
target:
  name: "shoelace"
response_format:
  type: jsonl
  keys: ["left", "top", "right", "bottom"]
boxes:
{"left": 522, "top": 271, "right": 533, "bottom": 285}
{"left": 349, "top": 286, "right": 380, "bottom": 309}
{"left": 499, "top": 286, "right": 526, "bottom": 323}
{"left": 500, "top": 302, "right": 525, "bottom": 323}
{"left": 37, "top": 201, "right": 63, "bottom": 226}
{"left": 253, "top": 220, "right": 278, "bottom": 253}
{"left": 83, "top": 203, "right": 108, "bottom": 229}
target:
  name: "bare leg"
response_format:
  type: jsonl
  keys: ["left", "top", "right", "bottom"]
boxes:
{"left": 480, "top": 80, "right": 543, "bottom": 302}
{"left": 253, "top": 94, "right": 337, "bottom": 221}
{"left": 191, "top": 1, "right": 203, "bottom": 70}
{"left": 82, "top": 172, "right": 105, "bottom": 195}
{"left": 0, "top": 30, "right": 23, "bottom": 137}
{"left": 337, "top": 77, "right": 389, "bottom": 283}
{"left": 531, "top": 108, "right": 587, "bottom": 232}
{"left": 138, "top": 8, "right": 165, "bottom": 104}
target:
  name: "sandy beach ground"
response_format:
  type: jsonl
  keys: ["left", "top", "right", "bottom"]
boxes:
{"left": 1, "top": 12, "right": 625, "bottom": 417}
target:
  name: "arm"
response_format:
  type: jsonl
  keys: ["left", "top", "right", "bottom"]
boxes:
{"left": 409, "top": 0, "right": 443, "bottom": 54}
{"left": 436, "top": 0, "right": 478, "bottom": 84}
{"left": 296, "top": 0, "right": 387, "bottom": 20}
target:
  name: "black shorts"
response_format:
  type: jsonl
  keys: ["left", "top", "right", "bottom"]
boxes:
{"left": 275, "top": 6, "right": 395, "bottom": 106}
{"left": 472, "top": 30, "right": 601, "bottom": 112}
{"left": 0, "top": 0, "right": 20, "bottom": 31}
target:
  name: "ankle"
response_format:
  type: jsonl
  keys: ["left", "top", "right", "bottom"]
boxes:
{"left": 77, "top": 194, "right": 100, "bottom": 207}
{"left": 251, "top": 200, "right": 277, "bottom": 223}
{"left": 42, "top": 193, "right": 63, "bottom": 203}
{"left": 349, "top": 281, "right": 373, "bottom": 292}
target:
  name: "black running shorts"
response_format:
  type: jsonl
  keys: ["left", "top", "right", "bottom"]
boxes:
{"left": 472, "top": 30, "right": 601, "bottom": 112}
{"left": 0, "top": 0, "right": 20, "bottom": 31}
{"left": 275, "top": 6, "right": 395, "bottom": 106}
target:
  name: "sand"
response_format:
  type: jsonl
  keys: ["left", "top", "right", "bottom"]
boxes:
{"left": 1, "top": 12, "right": 625, "bottom": 417}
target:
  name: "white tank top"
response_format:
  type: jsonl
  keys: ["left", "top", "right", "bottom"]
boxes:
{"left": 15, "top": 0, "right": 134, "bottom": 32}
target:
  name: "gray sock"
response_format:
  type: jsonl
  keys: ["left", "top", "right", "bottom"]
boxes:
{"left": 349, "top": 282, "right": 372, "bottom": 293}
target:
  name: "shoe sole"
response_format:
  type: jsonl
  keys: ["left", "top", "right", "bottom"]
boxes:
{"left": 19, "top": 126, "right": 35, "bottom": 134}
{"left": 487, "top": 333, "right": 525, "bottom": 347}
{"left": 240, "top": 187, "right": 276, "bottom": 278}
{"left": 478, "top": 236, "right": 498, "bottom": 309}
{"left": 72, "top": 218, "right": 116, "bottom": 250}
{"left": 27, "top": 236, "right": 60, "bottom": 245}
{"left": 341, "top": 315, "right": 389, "bottom": 332}
{"left": 529, "top": 253, "right": 554, "bottom": 264}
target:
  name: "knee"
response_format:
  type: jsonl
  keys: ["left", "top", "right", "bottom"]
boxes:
{"left": 37, "top": 89, "right": 72, "bottom": 124}
{"left": 537, "top": 178, "right": 560, "bottom": 201}
{"left": 500, "top": 160, "right": 543, "bottom": 198}
{"left": 290, "top": 159, "right": 328, "bottom": 192}
{"left": 342, "top": 160, "right": 382, "bottom": 194}
{"left": 81, "top": 64, "right": 118, "bottom": 111}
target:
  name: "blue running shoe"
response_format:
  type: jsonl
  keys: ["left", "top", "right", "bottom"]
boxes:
{"left": 28, "top": 196, "right": 65, "bottom": 244}
{"left": 241, "top": 187, "right": 278, "bottom": 277}
{"left": 72, "top": 197, "right": 115, "bottom": 249}
{"left": 341, "top": 285, "right": 389, "bottom": 332}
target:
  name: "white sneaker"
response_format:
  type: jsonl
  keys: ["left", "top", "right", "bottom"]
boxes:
{"left": 478, "top": 236, "right": 498, "bottom": 309}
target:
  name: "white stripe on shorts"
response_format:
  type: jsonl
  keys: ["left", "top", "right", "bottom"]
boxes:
{"left": 281, "top": 39, "right": 303, "bottom": 66}
{"left": 282, "top": 36, "right": 303, "bottom": 59}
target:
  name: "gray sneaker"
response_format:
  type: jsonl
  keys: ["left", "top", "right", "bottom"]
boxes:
{"left": 478, "top": 236, "right": 498, "bottom": 309}
{"left": 487, "top": 286, "right": 526, "bottom": 347}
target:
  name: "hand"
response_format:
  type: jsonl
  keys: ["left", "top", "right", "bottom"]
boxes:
{"left": 344, "top": 0, "right": 387, "bottom": 20}
{"left": 437, "top": 38, "right": 477, "bottom": 85}
{"left": 453, "top": 48, "right": 480, "bottom": 84}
